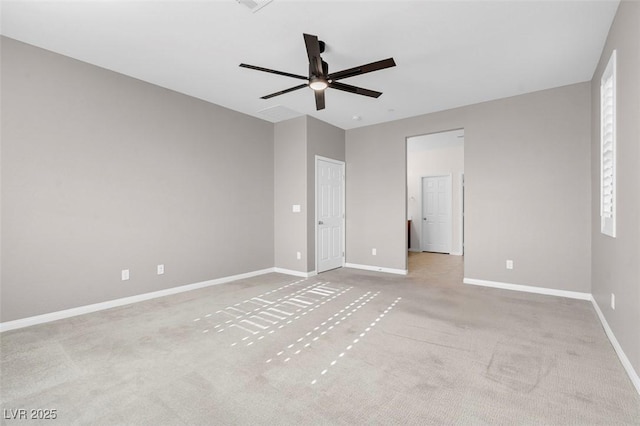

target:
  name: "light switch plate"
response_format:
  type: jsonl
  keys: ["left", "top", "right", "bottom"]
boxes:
{"left": 292, "top": 204, "right": 301, "bottom": 213}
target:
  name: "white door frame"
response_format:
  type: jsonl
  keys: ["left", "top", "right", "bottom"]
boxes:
{"left": 421, "top": 174, "right": 453, "bottom": 253}
{"left": 459, "top": 172, "right": 464, "bottom": 256}
{"left": 315, "top": 156, "right": 346, "bottom": 273}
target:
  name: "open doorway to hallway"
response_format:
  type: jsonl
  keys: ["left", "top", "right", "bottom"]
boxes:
{"left": 407, "top": 251, "right": 464, "bottom": 282}
{"left": 406, "top": 129, "right": 465, "bottom": 271}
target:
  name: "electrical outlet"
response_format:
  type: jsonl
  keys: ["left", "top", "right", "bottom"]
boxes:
{"left": 372, "top": 248, "right": 377, "bottom": 256}
{"left": 611, "top": 293, "right": 615, "bottom": 310}
{"left": 296, "top": 252, "right": 301, "bottom": 260}
{"left": 506, "top": 260, "right": 514, "bottom": 270}
{"left": 157, "top": 264, "right": 164, "bottom": 275}
{"left": 292, "top": 204, "right": 301, "bottom": 213}
{"left": 121, "top": 269, "right": 130, "bottom": 281}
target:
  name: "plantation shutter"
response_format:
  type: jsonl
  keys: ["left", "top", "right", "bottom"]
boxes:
{"left": 600, "top": 50, "right": 616, "bottom": 237}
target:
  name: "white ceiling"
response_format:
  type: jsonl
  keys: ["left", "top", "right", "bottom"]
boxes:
{"left": 0, "top": 0, "right": 619, "bottom": 130}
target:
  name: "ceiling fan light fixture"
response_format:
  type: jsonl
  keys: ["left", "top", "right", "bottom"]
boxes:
{"left": 240, "top": 33, "right": 396, "bottom": 111}
{"left": 309, "top": 78, "right": 328, "bottom": 91}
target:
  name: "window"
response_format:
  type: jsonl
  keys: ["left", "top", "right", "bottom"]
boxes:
{"left": 600, "top": 50, "right": 616, "bottom": 237}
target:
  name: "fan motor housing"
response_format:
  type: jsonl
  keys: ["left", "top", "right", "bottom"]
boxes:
{"left": 310, "top": 60, "right": 329, "bottom": 79}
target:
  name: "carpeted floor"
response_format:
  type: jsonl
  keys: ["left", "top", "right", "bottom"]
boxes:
{"left": 1, "top": 252, "right": 639, "bottom": 425}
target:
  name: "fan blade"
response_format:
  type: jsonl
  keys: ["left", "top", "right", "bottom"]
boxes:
{"left": 315, "top": 90, "right": 326, "bottom": 110}
{"left": 261, "top": 84, "right": 308, "bottom": 99}
{"left": 327, "top": 58, "right": 396, "bottom": 81}
{"left": 329, "top": 81, "right": 382, "bottom": 98}
{"left": 303, "top": 33, "right": 324, "bottom": 77}
{"left": 240, "top": 63, "right": 308, "bottom": 81}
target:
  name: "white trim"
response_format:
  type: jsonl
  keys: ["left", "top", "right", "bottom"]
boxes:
{"left": 315, "top": 156, "right": 346, "bottom": 274}
{"left": 345, "top": 263, "right": 408, "bottom": 276}
{"left": 450, "top": 251, "right": 463, "bottom": 256}
{"left": 0, "top": 268, "right": 275, "bottom": 333}
{"left": 460, "top": 172, "right": 465, "bottom": 255}
{"left": 463, "top": 278, "right": 591, "bottom": 300}
{"left": 273, "top": 267, "right": 317, "bottom": 278}
{"left": 591, "top": 297, "right": 640, "bottom": 395}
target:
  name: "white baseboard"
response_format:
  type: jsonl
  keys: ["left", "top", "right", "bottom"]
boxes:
{"left": 273, "top": 267, "right": 317, "bottom": 278}
{"left": 0, "top": 268, "right": 275, "bottom": 333}
{"left": 591, "top": 297, "right": 640, "bottom": 395}
{"left": 345, "top": 263, "right": 408, "bottom": 275}
{"left": 450, "top": 251, "right": 463, "bottom": 256}
{"left": 463, "top": 278, "right": 591, "bottom": 300}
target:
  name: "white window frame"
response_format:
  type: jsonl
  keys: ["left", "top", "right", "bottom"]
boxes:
{"left": 600, "top": 50, "right": 616, "bottom": 238}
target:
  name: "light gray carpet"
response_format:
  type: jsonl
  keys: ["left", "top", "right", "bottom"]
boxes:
{"left": 2, "top": 253, "right": 639, "bottom": 425}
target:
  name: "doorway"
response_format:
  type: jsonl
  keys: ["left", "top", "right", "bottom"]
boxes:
{"left": 406, "top": 129, "right": 464, "bottom": 269}
{"left": 316, "top": 156, "right": 345, "bottom": 273}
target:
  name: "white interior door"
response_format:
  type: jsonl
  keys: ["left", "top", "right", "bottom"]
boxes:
{"left": 422, "top": 175, "right": 452, "bottom": 253}
{"left": 317, "top": 158, "right": 344, "bottom": 273}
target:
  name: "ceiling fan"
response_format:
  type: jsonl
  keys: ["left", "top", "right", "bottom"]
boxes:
{"left": 240, "top": 33, "right": 396, "bottom": 111}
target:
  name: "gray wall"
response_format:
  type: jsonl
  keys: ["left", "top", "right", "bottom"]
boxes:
{"left": 345, "top": 124, "right": 409, "bottom": 271}
{"left": 1, "top": 37, "right": 275, "bottom": 322}
{"left": 273, "top": 116, "right": 345, "bottom": 274}
{"left": 590, "top": 1, "right": 640, "bottom": 376}
{"left": 274, "top": 117, "right": 307, "bottom": 272}
{"left": 346, "top": 82, "right": 592, "bottom": 292}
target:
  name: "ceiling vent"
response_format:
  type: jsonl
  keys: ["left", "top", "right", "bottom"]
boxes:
{"left": 236, "top": 0, "right": 274, "bottom": 13}
{"left": 257, "top": 105, "right": 303, "bottom": 123}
